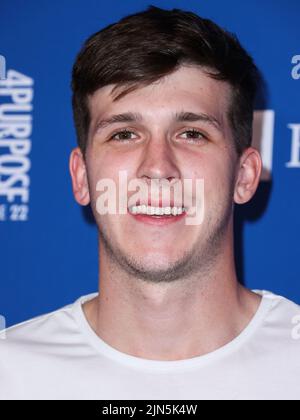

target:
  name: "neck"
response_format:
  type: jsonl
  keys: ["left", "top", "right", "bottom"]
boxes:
{"left": 83, "top": 226, "right": 261, "bottom": 361}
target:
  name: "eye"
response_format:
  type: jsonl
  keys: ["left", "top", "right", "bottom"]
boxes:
{"left": 179, "top": 129, "right": 207, "bottom": 142}
{"left": 109, "top": 129, "right": 138, "bottom": 142}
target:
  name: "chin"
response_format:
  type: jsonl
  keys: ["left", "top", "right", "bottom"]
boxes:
{"left": 131, "top": 252, "right": 182, "bottom": 273}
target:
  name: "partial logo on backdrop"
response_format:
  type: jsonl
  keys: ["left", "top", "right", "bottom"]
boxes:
{"left": 0, "top": 314, "right": 6, "bottom": 339}
{"left": 0, "top": 67, "right": 33, "bottom": 222}
{"left": 286, "top": 124, "right": 300, "bottom": 169}
{"left": 253, "top": 110, "right": 275, "bottom": 180}
{"left": 253, "top": 110, "right": 300, "bottom": 179}
{"left": 292, "top": 55, "right": 300, "bottom": 80}
{"left": 0, "top": 55, "right": 6, "bottom": 80}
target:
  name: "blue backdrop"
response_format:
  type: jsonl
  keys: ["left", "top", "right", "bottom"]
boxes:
{"left": 1, "top": 0, "right": 299, "bottom": 328}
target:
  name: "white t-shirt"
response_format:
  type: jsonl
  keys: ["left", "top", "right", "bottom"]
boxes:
{"left": 0, "top": 290, "right": 299, "bottom": 400}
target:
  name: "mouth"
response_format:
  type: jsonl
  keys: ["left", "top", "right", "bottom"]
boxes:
{"left": 128, "top": 205, "right": 187, "bottom": 225}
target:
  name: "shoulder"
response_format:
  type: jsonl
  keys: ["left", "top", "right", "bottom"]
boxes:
{"left": 0, "top": 294, "right": 97, "bottom": 400}
{"left": 260, "top": 289, "right": 300, "bottom": 322}
{"left": 0, "top": 294, "right": 95, "bottom": 357}
{"left": 256, "top": 290, "right": 300, "bottom": 349}
{"left": 0, "top": 302, "right": 72, "bottom": 355}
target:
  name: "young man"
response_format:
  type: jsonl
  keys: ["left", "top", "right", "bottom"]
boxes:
{"left": 0, "top": 6, "right": 299, "bottom": 400}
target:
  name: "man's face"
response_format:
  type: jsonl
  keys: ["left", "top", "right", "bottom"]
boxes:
{"left": 82, "top": 65, "right": 239, "bottom": 282}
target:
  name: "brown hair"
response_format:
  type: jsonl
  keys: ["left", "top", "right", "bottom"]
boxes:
{"left": 72, "top": 6, "right": 260, "bottom": 156}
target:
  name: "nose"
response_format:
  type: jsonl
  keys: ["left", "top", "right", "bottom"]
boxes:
{"left": 136, "top": 136, "right": 181, "bottom": 183}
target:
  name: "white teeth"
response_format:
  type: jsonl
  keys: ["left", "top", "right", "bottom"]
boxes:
{"left": 129, "top": 205, "right": 185, "bottom": 216}
{"left": 131, "top": 206, "right": 138, "bottom": 215}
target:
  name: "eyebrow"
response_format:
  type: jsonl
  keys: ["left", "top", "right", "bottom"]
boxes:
{"left": 94, "top": 111, "right": 222, "bottom": 133}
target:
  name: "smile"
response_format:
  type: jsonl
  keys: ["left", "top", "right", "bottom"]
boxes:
{"left": 128, "top": 205, "right": 187, "bottom": 226}
{"left": 129, "top": 205, "right": 186, "bottom": 216}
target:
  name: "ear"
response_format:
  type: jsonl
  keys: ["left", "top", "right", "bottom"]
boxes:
{"left": 69, "top": 147, "right": 90, "bottom": 206}
{"left": 234, "top": 147, "right": 262, "bottom": 205}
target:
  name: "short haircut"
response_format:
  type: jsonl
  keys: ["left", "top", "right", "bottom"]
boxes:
{"left": 72, "top": 5, "right": 260, "bottom": 156}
